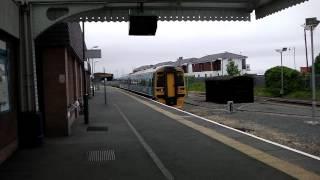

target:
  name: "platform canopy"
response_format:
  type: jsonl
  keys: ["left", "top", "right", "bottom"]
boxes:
{"left": 26, "top": 0, "right": 308, "bottom": 22}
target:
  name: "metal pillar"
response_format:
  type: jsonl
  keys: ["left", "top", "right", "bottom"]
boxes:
{"left": 104, "top": 68, "right": 107, "bottom": 105}
{"left": 310, "top": 26, "right": 316, "bottom": 119}
{"left": 293, "top": 47, "right": 296, "bottom": 70}
{"left": 82, "top": 21, "right": 89, "bottom": 124}
{"left": 304, "top": 28, "right": 309, "bottom": 68}
{"left": 305, "top": 17, "right": 319, "bottom": 121}
{"left": 280, "top": 52, "right": 284, "bottom": 96}
{"left": 19, "top": 3, "right": 40, "bottom": 112}
{"left": 91, "top": 59, "right": 95, "bottom": 97}
{"left": 18, "top": 3, "right": 43, "bottom": 147}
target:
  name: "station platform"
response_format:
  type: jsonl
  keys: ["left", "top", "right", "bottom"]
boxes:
{"left": 0, "top": 87, "right": 320, "bottom": 180}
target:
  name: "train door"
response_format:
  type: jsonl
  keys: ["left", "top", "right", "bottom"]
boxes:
{"left": 165, "top": 72, "right": 178, "bottom": 106}
{"left": 166, "top": 73, "right": 175, "bottom": 97}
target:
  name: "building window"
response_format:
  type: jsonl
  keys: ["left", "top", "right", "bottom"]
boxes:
{"left": 213, "top": 60, "right": 221, "bottom": 71}
{"left": 242, "top": 59, "right": 246, "bottom": 69}
{"left": 0, "top": 40, "right": 10, "bottom": 112}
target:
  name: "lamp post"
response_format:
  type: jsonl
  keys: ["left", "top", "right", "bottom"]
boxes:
{"left": 89, "top": 46, "right": 98, "bottom": 97}
{"left": 303, "top": 26, "right": 309, "bottom": 68}
{"left": 275, "top": 47, "right": 287, "bottom": 96}
{"left": 90, "top": 46, "right": 99, "bottom": 74}
{"left": 304, "top": 17, "right": 320, "bottom": 121}
{"left": 288, "top": 47, "right": 296, "bottom": 70}
{"left": 93, "top": 60, "right": 99, "bottom": 74}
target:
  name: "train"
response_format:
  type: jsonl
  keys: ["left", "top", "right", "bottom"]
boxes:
{"left": 119, "top": 65, "right": 186, "bottom": 108}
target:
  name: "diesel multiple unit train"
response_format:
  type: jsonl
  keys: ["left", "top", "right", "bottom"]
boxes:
{"left": 119, "top": 66, "right": 186, "bottom": 108}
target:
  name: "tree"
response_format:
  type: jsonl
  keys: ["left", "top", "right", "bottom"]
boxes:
{"left": 265, "top": 66, "right": 303, "bottom": 96}
{"left": 315, "top": 53, "right": 320, "bottom": 74}
{"left": 226, "top": 61, "right": 240, "bottom": 76}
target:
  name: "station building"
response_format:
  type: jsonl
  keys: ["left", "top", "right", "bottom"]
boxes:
{"left": 0, "top": 0, "right": 90, "bottom": 164}
{"left": 35, "top": 22, "right": 90, "bottom": 137}
{"left": 0, "top": 0, "right": 20, "bottom": 165}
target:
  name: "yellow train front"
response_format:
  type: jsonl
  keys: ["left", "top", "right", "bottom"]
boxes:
{"left": 119, "top": 66, "right": 186, "bottom": 108}
{"left": 153, "top": 66, "right": 185, "bottom": 108}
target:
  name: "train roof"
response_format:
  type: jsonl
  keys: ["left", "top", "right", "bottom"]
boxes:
{"left": 120, "top": 65, "right": 183, "bottom": 79}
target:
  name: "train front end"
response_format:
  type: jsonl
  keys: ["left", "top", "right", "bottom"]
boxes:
{"left": 154, "top": 66, "right": 186, "bottom": 108}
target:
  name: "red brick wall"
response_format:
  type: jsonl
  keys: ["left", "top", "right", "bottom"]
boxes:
{"left": 67, "top": 53, "right": 74, "bottom": 105}
{"left": 42, "top": 48, "right": 69, "bottom": 137}
{"left": 78, "top": 63, "right": 83, "bottom": 99}
{"left": 73, "top": 57, "right": 78, "bottom": 99}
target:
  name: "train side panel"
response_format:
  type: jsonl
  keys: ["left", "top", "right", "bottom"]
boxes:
{"left": 119, "top": 66, "right": 186, "bottom": 108}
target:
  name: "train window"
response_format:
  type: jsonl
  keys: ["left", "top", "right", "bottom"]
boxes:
{"left": 176, "top": 72, "right": 184, "bottom": 86}
{"left": 156, "top": 72, "right": 165, "bottom": 87}
{"left": 141, "top": 80, "right": 146, "bottom": 86}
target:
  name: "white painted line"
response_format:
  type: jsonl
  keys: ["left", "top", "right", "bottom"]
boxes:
{"left": 237, "top": 103, "right": 252, "bottom": 110}
{"left": 117, "top": 88, "right": 320, "bottom": 161}
{"left": 114, "top": 104, "right": 174, "bottom": 180}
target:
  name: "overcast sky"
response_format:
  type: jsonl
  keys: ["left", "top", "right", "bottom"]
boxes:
{"left": 85, "top": 0, "right": 320, "bottom": 77}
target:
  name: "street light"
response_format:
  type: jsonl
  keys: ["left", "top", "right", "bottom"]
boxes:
{"left": 275, "top": 47, "right": 287, "bottom": 96}
{"left": 90, "top": 46, "right": 99, "bottom": 76}
{"left": 288, "top": 47, "right": 296, "bottom": 70}
{"left": 93, "top": 60, "right": 99, "bottom": 75}
{"left": 304, "top": 17, "right": 320, "bottom": 120}
{"left": 89, "top": 46, "right": 99, "bottom": 96}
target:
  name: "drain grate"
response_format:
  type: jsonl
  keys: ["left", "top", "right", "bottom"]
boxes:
{"left": 87, "top": 126, "right": 108, "bottom": 132}
{"left": 87, "top": 150, "right": 115, "bottom": 162}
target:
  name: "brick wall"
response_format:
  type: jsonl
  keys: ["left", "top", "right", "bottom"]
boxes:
{"left": 42, "top": 48, "right": 69, "bottom": 137}
{"left": 41, "top": 47, "right": 84, "bottom": 137}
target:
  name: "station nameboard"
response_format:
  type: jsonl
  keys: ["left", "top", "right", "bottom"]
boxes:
{"left": 86, "top": 49, "right": 101, "bottom": 58}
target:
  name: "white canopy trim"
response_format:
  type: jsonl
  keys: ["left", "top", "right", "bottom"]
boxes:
{"left": 65, "top": 7, "right": 251, "bottom": 22}
{"left": 26, "top": 0, "right": 310, "bottom": 23}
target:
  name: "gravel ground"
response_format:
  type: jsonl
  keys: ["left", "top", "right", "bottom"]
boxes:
{"left": 182, "top": 92, "right": 320, "bottom": 156}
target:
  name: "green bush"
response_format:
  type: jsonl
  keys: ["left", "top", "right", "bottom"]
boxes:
{"left": 264, "top": 66, "right": 303, "bottom": 96}
{"left": 315, "top": 53, "right": 320, "bottom": 74}
{"left": 185, "top": 76, "right": 205, "bottom": 92}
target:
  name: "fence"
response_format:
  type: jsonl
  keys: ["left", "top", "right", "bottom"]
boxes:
{"left": 205, "top": 76, "right": 254, "bottom": 104}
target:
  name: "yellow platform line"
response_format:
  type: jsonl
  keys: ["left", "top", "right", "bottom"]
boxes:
{"left": 118, "top": 89, "right": 320, "bottom": 180}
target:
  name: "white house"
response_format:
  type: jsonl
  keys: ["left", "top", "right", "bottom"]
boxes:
{"left": 178, "top": 52, "right": 249, "bottom": 78}
{"left": 133, "top": 52, "right": 249, "bottom": 78}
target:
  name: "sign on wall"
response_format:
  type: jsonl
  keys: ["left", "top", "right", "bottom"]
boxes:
{"left": 86, "top": 49, "right": 101, "bottom": 59}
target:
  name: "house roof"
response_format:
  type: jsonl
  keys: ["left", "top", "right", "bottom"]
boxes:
{"left": 175, "top": 58, "right": 198, "bottom": 66}
{"left": 197, "top": 52, "right": 247, "bottom": 63}
{"left": 154, "top": 61, "right": 175, "bottom": 67}
{"left": 133, "top": 61, "right": 175, "bottom": 72}
{"left": 133, "top": 65, "right": 154, "bottom": 73}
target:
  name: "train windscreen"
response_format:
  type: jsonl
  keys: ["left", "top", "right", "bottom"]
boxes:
{"left": 176, "top": 72, "right": 184, "bottom": 86}
{"left": 156, "top": 72, "right": 165, "bottom": 87}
